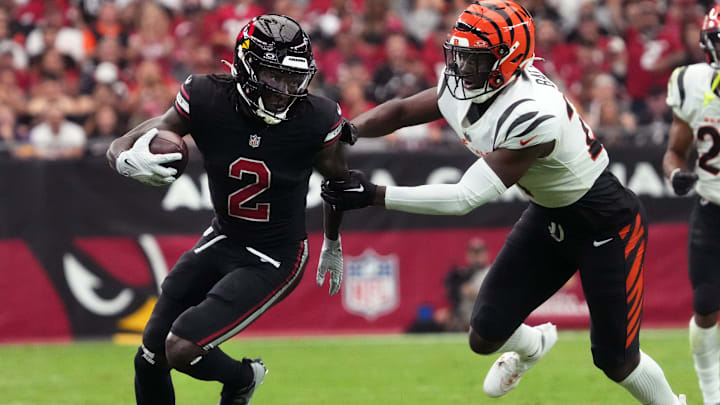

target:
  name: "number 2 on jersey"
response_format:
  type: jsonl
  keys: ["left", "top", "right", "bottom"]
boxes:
{"left": 697, "top": 126, "right": 720, "bottom": 175}
{"left": 228, "top": 157, "right": 271, "bottom": 222}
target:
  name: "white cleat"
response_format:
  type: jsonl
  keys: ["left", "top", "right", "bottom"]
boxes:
{"left": 483, "top": 323, "right": 558, "bottom": 397}
{"left": 677, "top": 394, "right": 686, "bottom": 405}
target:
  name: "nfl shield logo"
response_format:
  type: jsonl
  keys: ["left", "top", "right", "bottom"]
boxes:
{"left": 343, "top": 249, "right": 399, "bottom": 321}
{"left": 249, "top": 134, "right": 261, "bottom": 148}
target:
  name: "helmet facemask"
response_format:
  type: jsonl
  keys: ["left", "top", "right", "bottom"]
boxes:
{"left": 443, "top": 20, "right": 519, "bottom": 102}
{"left": 443, "top": 42, "right": 510, "bottom": 100}
{"left": 237, "top": 50, "right": 315, "bottom": 124}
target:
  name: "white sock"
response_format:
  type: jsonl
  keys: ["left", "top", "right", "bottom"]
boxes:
{"left": 690, "top": 316, "right": 720, "bottom": 404}
{"left": 498, "top": 324, "right": 542, "bottom": 360}
{"left": 619, "top": 351, "right": 680, "bottom": 405}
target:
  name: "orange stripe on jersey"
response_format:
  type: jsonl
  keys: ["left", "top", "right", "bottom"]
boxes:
{"left": 627, "top": 302, "right": 642, "bottom": 338}
{"left": 625, "top": 238, "right": 645, "bottom": 349}
{"left": 627, "top": 274, "right": 643, "bottom": 312}
{"left": 618, "top": 224, "right": 631, "bottom": 240}
{"left": 625, "top": 239, "right": 645, "bottom": 294}
{"left": 625, "top": 225, "right": 644, "bottom": 259}
{"left": 627, "top": 265, "right": 644, "bottom": 321}
{"left": 627, "top": 283, "right": 643, "bottom": 324}
{"left": 626, "top": 287, "right": 644, "bottom": 348}
{"left": 624, "top": 215, "right": 643, "bottom": 258}
{"left": 626, "top": 309, "right": 642, "bottom": 349}
{"left": 627, "top": 297, "right": 642, "bottom": 334}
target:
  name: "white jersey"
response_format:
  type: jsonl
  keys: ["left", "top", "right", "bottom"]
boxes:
{"left": 437, "top": 66, "right": 609, "bottom": 208}
{"left": 666, "top": 63, "right": 720, "bottom": 205}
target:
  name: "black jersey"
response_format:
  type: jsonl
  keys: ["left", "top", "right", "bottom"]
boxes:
{"left": 173, "top": 74, "right": 343, "bottom": 247}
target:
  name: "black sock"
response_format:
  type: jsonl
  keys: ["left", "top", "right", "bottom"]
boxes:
{"left": 134, "top": 346, "right": 175, "bottom": 405}
{"left": 184, "top": 348, "right": 253, "bottom": 388}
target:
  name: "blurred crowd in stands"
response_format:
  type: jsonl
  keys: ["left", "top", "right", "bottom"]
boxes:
{"left": 0, "top": 0, "right": 715, "bottom": 159}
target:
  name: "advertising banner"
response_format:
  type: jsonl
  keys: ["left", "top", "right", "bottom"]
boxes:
{"left": 0, "top": 146, "right": 697, "bottom": 341}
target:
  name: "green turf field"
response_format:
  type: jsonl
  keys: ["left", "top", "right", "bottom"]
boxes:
{"left": 0, "top": 330, "right": 702, "bottom": 405}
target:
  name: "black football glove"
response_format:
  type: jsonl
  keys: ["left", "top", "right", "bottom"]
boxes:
{"left": 671, "top": 168, "right": 698, "bottom": 196}
{"left": 321, "top": 170, "right": 377, "bottom": 210}
{"left": 339, "top": 119, "right": 358, "bottom": 145}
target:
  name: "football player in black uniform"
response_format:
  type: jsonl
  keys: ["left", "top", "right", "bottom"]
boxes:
{"left": 107, "top": 15, "right": 349, "bottom": 405}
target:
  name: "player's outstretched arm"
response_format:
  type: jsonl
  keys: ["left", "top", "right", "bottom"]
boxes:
{"left": 350, "top": 87, "right": 442, "bottom": 139}
{"left": 313, "top": 141, "right": 348, "bottom": 295}
{"left": 663, "top": 114, "right": 698, "bottom": 196}
{"left": 321, "top": 142, "right": 553, "bottom": 215}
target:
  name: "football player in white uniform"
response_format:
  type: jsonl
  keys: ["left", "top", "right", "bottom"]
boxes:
{"left": 326, "top": 1, "right": 685, "bottom": 403}
{"left": 664, "top": 5, "right": 720, "bottom": 405}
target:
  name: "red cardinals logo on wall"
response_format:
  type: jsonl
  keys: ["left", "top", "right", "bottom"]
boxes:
{"left": 0, "top": 235, "right": 196, "bottom": 343}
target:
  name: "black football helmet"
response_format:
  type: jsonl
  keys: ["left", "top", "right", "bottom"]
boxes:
{"left": 232, "top": 14, "right": 317, "bottom": 124}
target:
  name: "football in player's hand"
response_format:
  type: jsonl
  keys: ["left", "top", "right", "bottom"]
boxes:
{"left": 149, "top": 130, "right": 189, "bottom": 176}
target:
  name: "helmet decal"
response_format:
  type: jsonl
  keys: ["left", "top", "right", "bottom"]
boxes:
{"left": 282, "top": 56, "right": 309, "bottom": 69}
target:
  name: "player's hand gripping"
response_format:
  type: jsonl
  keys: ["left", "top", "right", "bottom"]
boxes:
{"left": 316, "top": 235, "right": 343, "bottom": 295}
{"left": 670, "top": 168, "right": 698, "bottom": 196}
{"left": 321, "top": 170, "right": 377, "bottom": 210}
{"left": 116, "top": 128, "right": 182, "bottom": 187}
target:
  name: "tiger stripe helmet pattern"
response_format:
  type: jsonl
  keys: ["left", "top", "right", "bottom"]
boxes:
{"left": 701, "top": 5, "right": 720, "bottom": 68}
{"left": 443, "top": 0, "right": 535, "bottom": 101}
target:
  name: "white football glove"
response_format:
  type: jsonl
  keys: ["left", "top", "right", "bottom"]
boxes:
{"left": 115, "top": 128, "right": 182, "bottom": 187}
{"left": 316, "top": 235, "right": 343, "bottom": 296}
